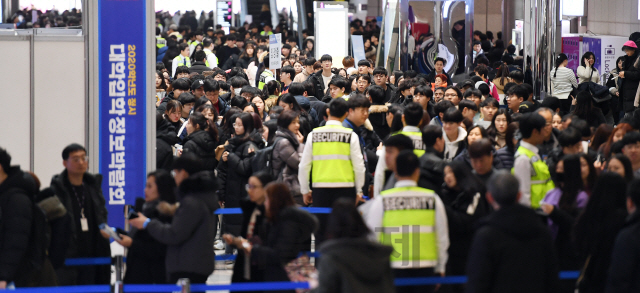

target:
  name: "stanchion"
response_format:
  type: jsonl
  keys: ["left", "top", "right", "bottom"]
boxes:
{"left": 177, "top": 278, "right": 190, "bottom": 293}
{"left": 113, "top": 255, "right": 124, "bottom": 293}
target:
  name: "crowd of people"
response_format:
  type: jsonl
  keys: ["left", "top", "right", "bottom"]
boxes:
{"left": 6, "top": 8, "right": 640, "bottom": 293}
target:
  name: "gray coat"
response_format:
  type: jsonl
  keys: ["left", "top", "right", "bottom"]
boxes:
{"left": 272, "top": 129, "right": 303, "bottom": 197}
{"left": 146, "top": 171, "right": 218, "bottom": 276}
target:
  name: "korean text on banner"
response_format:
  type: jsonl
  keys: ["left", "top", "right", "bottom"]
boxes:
{"left": 98, "top": 0, "right": 147, "bottom": 229}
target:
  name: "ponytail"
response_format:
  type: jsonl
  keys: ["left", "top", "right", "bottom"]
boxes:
{"left": 554, "top": 53, "right": 569, "bottom": 78}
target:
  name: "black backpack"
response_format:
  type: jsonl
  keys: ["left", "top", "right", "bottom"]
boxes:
{"left": 251, "top": 137, "right": 284, "bottom": 178}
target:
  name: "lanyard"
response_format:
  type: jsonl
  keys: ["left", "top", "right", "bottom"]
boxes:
{"left": 72, "top": 184, "right": 86, "bottom": 218}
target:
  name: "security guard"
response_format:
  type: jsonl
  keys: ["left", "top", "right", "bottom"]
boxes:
{"left": 394, "top": 102, "right": 427, "bottom": 157}
{"left": 362, "top": 150, "right": 449, "bottom": 293}
{"left": 299, "top": 98, "right": 365, "bottom": 245}
{"left": 511, "top": 113, "right": 555, "bottom": 208}
{"left": 171, "top": 43, "right": 191, "bottom": 77}
{"left": 202, "top": 38, "right": 218, "bottom": 69}
{"left": 257, "top": 52, "right": 275, "bottom": 90}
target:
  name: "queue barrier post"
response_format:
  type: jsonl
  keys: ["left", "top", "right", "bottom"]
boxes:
{"left": 113, "top": 255, "right": 124, "bottom": 293}
{"left": 177, "top": 278, "right": 191, "bottom": 293}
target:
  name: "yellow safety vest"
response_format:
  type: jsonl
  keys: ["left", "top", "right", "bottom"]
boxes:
{"left": 156, "top": 37, "right": 166, "bottom": 49}
{"left": 258, "top": 69, "right": 275, "bottom": 90}
{"left": 310, "top": 125, "right": 355, "bottom": 188}
{"left": 173, "top": 55, "right": 191, "bottom": 68}
{"left": 204, "top": 51, "right": 218, "bottom": 68}
{"left": 511, "top": 146, "right": 555, "bottom": 208}
{"left": 379, "top": 186, "right": 439, "bottom": 269}
{"left": 394, "top": 130, "right": 426, "bottom": 157}
{"left": 260, "top": 31, "right": 274, "bottom": 36}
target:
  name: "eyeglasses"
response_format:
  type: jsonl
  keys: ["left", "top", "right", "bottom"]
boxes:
{"left": 69, "top": 155, "right": 89, "bottom": 163}
{"left": 245, "top": 184, "right": 262, "bottom": 191}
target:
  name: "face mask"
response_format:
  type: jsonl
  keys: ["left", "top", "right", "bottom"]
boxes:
{"left": 234, "top": 88, "right": 242, "bottom": 96}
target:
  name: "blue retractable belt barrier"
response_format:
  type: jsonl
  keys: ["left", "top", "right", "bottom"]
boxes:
{"left": 12, "top": 272, "right": 582, "bottom": 292}
{"left": 214, "top": 207, "right": 332, "bottom": 215}
{"left": 64, "top": 257, "right": 112, "bottom": 266}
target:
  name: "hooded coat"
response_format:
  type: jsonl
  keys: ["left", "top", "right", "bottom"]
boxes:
{"left": 443, "top": 126, "right": 467, "bottom": 161}
{"left": 217, "top": 130, "right": 264, "bottom": 230}
{"left": 272, "top": 129, "right": 304, "bottom": 203}
{"left": 156, "top": 118, "right": 181, "bottom": 171}
{"left": 620, "top": 51, "right": 640, "bottom": 112}
{"left": 466, "top": 204, "right": 559, "bottom": 293}
{"left": 146, "top": 171, "right": 218, "bottom": 277}
{"left": 182, "top": 129, "right": 218, "bottom": 171}
{"left": 251, "top": 207, "right": 318, "bottom": 289}
{"left": 0, "top": 167, "right": 35, "bottom": 285}
{"left": 312, "top": 238, "right": 395, "bottom": 293}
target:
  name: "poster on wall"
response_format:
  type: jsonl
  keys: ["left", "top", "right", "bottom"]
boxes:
{"left": 98, "top": 0, "right": 148, "bottom": 229}
{"left": 562, "top": 37, "right": 581, "bottom": 75}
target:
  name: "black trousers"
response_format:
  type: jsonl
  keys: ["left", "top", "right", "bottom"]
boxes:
{"left": 393, "top": 267, "right": 436, "bottom": 293}
{"left": 311, "top": 187, "right": 356, "bottom": 245}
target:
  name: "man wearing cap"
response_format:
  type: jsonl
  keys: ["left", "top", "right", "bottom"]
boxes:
{"left": 190, "top": 79, "right": 206, "bottom": 99}
{"left": 619, "top": 40, "right": 640, "bottom": 117}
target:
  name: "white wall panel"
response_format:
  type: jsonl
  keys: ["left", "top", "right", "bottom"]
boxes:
{"left": 0, "top": 39, "right": 31, "bottom": 171}
{"left": 33, "top": 40, "right": 85, "bottom": 187}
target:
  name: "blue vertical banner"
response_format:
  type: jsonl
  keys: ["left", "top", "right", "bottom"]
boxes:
{"left": 98, "top": 0, "right": 147, "bottom": 229}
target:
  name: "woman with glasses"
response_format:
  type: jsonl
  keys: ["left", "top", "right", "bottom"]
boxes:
{"left": 217, "top": 112, "right": 264, "bottom": 255}
{"left": 225, "top": 171, "right": 274, "bottom": 288}
{"left": 577, "top": 52, "right": 599, "bottom": 84}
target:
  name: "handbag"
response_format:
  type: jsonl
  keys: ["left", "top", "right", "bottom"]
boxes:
{"left": 284, "top": 254, "right": 318, "bottom": 293}
{"left": 577, "top": 69, "right": 611, "bottom": 103}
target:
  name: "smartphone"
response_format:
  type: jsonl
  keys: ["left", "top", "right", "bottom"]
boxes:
{"left": 126, "top": 205, "right": 139, "bottom": 219}
{"left": 99, "top": 223, "right": 122, "bottom": 241}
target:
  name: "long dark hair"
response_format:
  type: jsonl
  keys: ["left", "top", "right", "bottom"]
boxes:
{"left": 234, "top": 112, "right": 256, "bottom": 138}
{"left": 240, "top": 42, "right": 256, "bottom": 59}
{"left": 264, "top": 183, "right": 296, "bottom": 223}
{"left": 504, "top": 122, "right": 519, "bottom": 152}
{"left": 556, "top": 154, "right": 584, "bottom": 212}
{"left": 574, "top": 172, "right": 628, "bottom": 255}
{"left": 148, "top": 170, "right": 177, "bottom": 204}
{"left": 156, "top": 70, "right": 168, "bottom": 90}
{"left": 572, "top": 91, "right": 595, "bottom": 122}
{"left": 220, "top": 108, "right": 242, "bottom": 141}
{"left": 447, "top": 160, "right": 485, "bottom": 197}
{"left": 189, "top": 111, "right": 219, "bottom": 141}
{"left": 487, "top": 109, "right": 512, "bottom": 136}
{"left": 326, "top": 198, "right": 371, "bottom": 239}
{"left": 277, "top": 93, "right": 306, "bottom": 113}
{"left": 495, "top": 63, "right": 510, "bottom": 86}
{"left": 580, "top": 52, "right": 595, "bottom": 67}
{"left": 554, "top": 53, "right": 568, "bottom": 78}
{"left": 607, "top": 154, "right": 634, "bottom": 182}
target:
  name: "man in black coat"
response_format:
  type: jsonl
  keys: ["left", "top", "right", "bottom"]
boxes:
{"left": 466, "top": 171, "right": 559, "bottom": 293}
{"left": 0, "top": 148, "right": 34, "bottom": 289}
{"left": 188, "top": 51, "right": 211, "bottom": 75}
{"left": 47, "top": 144, "right": 111, "bottom": 285}
{"left": 606, "top": 178, "right": 640, "bottom": 292}
{"left": 419, "top": 125, "right": 445, "bottom": 195}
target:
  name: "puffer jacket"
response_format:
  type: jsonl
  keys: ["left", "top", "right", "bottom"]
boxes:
{"left": 620, "top": 51, "right": 640, "bottom": 112}
{"left": 146, "top": 171, "right": 218, "bottom": 276}
{"left": 157, "top": 117, "right": 181, "bottom": 171}
{"left": 0, "top": 167, "right": 35, "bottom": 284}
{"left": 495, "top": 146, "right": 516, "bottom": 170}
{"left": 217, "top": 130, "right": 264, "bottom": 227}
{"left": 272, "top": 129, "right": 304, "bottom": 203}
{"left": 182, "top": 129, "right": 218, "bottom": 170}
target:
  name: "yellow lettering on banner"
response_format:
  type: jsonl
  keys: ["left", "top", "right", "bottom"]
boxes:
{"left": 127, "top": 44, "right": 137, "bottom": 99}
{"left": 128, "top": 98, "right": 136, "bottom": 115}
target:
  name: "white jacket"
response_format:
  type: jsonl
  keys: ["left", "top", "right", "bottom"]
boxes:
{"left": 443, "top": 126, "right": 467, "bottom": 161}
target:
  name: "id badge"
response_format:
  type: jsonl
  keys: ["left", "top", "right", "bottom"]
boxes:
{"left": 80, "top": 217, "right": 89, "bottom": 232}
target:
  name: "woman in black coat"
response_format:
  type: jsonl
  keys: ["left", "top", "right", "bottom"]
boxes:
{"left": 573, "top": 172, "right": 628, "bottom": 293}
{"left": 272, "top": 110, "right": 305, "bottom": 204}
{"left": 619, "top": 43, "right": 640, "bottom": 115}
{"left": 440, "top": 160, "right": 492, "bottom": 293}
{"left": 217, "top": 112, "right": 264, "bottom": 252}
{"left": 182, "top": 111, "right": 219, "bottom": 170}
{"left": 115, "top": 170, "right": 176, "bottom": 284}
{"left": 227, "top": 172, "right": 274, "bottom": 291}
